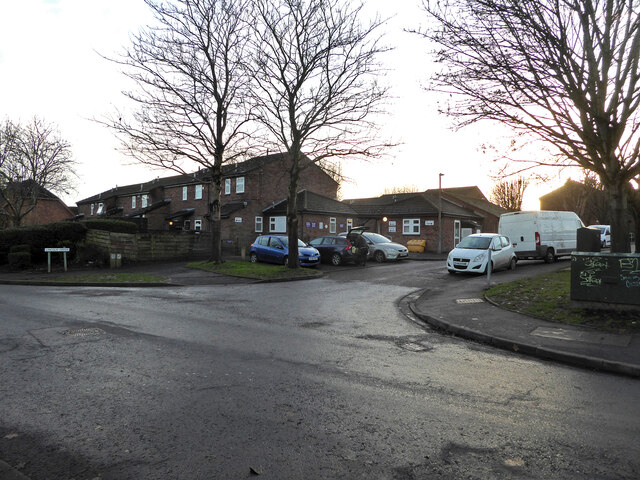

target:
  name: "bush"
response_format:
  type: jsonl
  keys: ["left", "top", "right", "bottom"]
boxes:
{"left": 8, "top": 251, "right": 31, "bottom": 270}
{"left": 82, "top": 219, "right": 139, "bottom": 234}
{"left": 10, "top": 244, "right": 32, "bottom": 254}
{"left": 49, "top": 222, "right": 87, "bottom": 243}
{"left": 77, "top": 243, "right": 109, "bottom": 267}
{"left": 0, "top": 222, "right": 88, "bottom": 264}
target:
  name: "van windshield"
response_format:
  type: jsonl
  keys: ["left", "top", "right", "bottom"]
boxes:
{"left": 457, "top": 236, "right": 492, "bottom": 249}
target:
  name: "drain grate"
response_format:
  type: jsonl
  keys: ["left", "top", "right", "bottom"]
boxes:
{"left": 456, "top": 298, "right": 484, "bottom": 304}
{"left": 62, "top": 327, "right": 105, "bottom": 337}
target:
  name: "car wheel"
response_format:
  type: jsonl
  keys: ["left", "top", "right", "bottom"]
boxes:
{"left": 544, "top": 248, "right": 556, "bottom": 264}
{"left": 250, "top": 252, "right": 258, "bottom": 263}
{"left": 509, "top": 257, "right": 516, "bottom": 270}
{"left": 331, "top": 253, "right": 342, "bottom": 266}
{"left": 283, "top": 256, "right": 288, "bottom": 267}
{"left": 374, "top": 250, "right": 385, "bottom": 263}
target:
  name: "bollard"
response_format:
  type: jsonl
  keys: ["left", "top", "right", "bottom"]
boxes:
{"left": 486, "top": 249, "right": 492, "bottom": 287}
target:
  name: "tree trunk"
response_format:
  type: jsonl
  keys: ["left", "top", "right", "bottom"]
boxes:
{"left": 286, "top": 152, "right": 301, "bottom": 269}
{"left": 209, "top": 179, "right": 223, "bottom": 264}
{"left": 608, "top": 182, "right": 631, "bottom": 253}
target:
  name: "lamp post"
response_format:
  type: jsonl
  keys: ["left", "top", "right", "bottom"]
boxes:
{"left": 437, "top": 173, "right": 444, "bottom": 254}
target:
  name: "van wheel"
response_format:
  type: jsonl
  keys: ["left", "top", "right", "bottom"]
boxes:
{"left": 509, "top": 257, "right": 517, "bottom": 270}
{"left": 331, "top": 253, "right": 342, "bottom": 266}
{"left": 544, "top": 249, "right": 556, "bottom": 264}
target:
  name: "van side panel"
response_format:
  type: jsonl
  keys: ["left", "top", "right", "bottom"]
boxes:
{"left": 498, "top": 211, "right": 583, "bottom": 260}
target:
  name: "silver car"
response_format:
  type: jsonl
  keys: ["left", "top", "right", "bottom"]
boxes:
{"left": 341, "top": 227, "right": 409, "bottom": 263}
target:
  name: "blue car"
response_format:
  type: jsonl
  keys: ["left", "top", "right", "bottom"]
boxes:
{"left": 249, "top": 235, "right": 320, "bottom": 267}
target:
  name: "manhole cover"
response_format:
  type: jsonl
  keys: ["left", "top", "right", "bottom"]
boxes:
{"left": 30, "top": 326, "right": 107, "bottom": 347}
{"left": 456, "top": 298, "right": 484, "bottom": 304}
{"left": 62, "top": 328, "right": 105, "bottom": 337}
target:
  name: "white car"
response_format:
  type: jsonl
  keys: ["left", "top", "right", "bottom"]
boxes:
{"left": 447, "top": 233, "right": 517, "bottom": 274}
{"left": 588, "top": 224, "right": 611, "bottom": 248}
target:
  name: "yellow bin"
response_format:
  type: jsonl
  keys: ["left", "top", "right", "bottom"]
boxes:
{"left": 407, "top": 239, "right": 426, "bottom": 253}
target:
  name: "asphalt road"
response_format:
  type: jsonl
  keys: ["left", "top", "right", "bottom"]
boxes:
{"left": 1, "top": 259, "right": 639, "bottom": 479}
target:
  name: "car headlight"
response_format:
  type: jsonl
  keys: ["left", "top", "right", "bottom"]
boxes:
{"left": 472, "top": 252, "right": 487, "bottom": 262}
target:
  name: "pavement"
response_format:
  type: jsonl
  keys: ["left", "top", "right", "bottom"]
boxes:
{"left": 1, "top": 251, "right": 638, "bottom": 478}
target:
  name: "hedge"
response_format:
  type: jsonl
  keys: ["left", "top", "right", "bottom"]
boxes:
{"left": 0, "top": 221, "right": 88, "bottom": 264}
{"left": 81, "top": 219, "right": 139, "bottom": 234}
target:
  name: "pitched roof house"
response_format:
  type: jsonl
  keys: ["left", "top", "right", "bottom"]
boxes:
{"left": 1, "top": 180, "right": 75, "bottom": 228}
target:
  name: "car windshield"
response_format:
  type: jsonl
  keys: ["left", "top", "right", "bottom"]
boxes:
{"left": 365, "top": 233, "right": 391, "bottom": 244}
{"left": 456, "top": 236, "right": 492, "bottom": 249}
{"left": 279, "top": 237, "right": 307, "bottom": 248}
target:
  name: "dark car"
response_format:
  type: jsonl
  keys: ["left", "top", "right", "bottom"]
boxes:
{"left": 249, "top": 235, "right": 320, "bottom": 267}
{"left": 308, "top": 236, "right": 358, "bottom": 266}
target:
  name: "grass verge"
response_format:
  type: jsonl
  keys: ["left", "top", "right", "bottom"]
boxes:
{"left": 46, "top": 272, "right": 166, "bottom": 283}
{"left": 188, "top": 260, "right": 322, "bottom": 280}
{"left": 485, "top": 268, "right": 640, "bottom": 332}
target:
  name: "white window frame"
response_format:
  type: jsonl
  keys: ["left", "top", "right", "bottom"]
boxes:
{"left": 131, "top": 196, "right": 136, "bottom": 209}
{"left": 269, "top": 216, "right": 286, "bottom": 233}
{"left": 90, "top": 204, "right": 95, "bottom": 216}
{"left": 182, "top": 186, "right": 188, "bottom": 201}
{"left": 224, "top": 178, "right": 231, "bottom": 195}
{"left": 329, "top": 217, "right": 337, "bottom": 234}
{"left": 403, "top": 218, "right": 420, "bottom": 235}
{"left": 454, "top": 220, "right": 461, "bottom": 247}
{"left": 195, "top": 184, "right": 203, "bottom": 200}
{"left": 96, "top": 203, "right": 104, "bottom": 215}
{"left": 236, "top": 176, "right": 245, "bottom": 194}
{"left": 194, "top": 219, "right": 202, "bottom": 231}
{"left": 255, "top": 216, "right": 263, "bottom": 233}
{"left": 141, "top": 195, "right": 148, "bottom": 208}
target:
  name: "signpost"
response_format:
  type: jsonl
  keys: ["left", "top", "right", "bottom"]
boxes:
{"left": 44, "top": 247, "right": 70, "bottom": 273}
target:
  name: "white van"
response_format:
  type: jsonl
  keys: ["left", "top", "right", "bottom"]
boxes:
{"left": 498, "top": 211, "right": 584, "bottom": 263}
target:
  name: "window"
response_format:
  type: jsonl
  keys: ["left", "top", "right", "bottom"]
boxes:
{"left": 141, "top": 195, "right": 148, "bottom": 208}
{"left": 347, "top": 218, "right": 353, "bottom": 231}
{"left": 224, "top": 178, "right": 231, "bottom": 195}
{"left": 258, "top": 236, "right": 269, "bottom": 246}
{"left": 269, "top": 216, "right": 286, "bottom": 233}
{"left": 403, "top": 218, "right": 420, "bottom": 235}
{"left": 90, "top": 204, "right": 94, "bottom": 216}
{"left": 194, "top": 219, "right": 202, "bottom": 231}
{"left": 255, "top": 216, "right": 263, "bottom": 232}
{"left": 329, "top": 217, "right": 336, "bottom": 234}
{"left": 454, "top": 220, "right": 461, "bottom": 246}
{"left": 500, "top": 236, "right": 510, "bottom": 248}
{"left": 182, "top": 186, "right": 188, "bottom": 201}
{"left": 184, "top": 220, "right": 191, "bottom": 230}
{"left": 131, "top": 196, "right": 136, "bottom": 209}
{"left": 96, "top": 203, "right": 104, "bottom": 215}
{"left": 236, "top": 176, "right": 245, "bottom": 193}
{"left": 195, "top": 184, "right": 203, "bottom": 200}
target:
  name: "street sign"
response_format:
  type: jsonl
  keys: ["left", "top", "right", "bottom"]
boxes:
{"left": 45, "top": 247, "right": 70, "bottom": 253}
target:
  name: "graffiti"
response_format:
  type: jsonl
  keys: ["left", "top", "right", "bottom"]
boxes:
{"left": 577, "top": 256, "right": 608, "bottom": 287}
{"left": 584, "top": 257, "right": 608, "bottom": 269}
{"left": 619, "top": 257, "right": 640, "bottom": 288}
{"left": 579, "top": 270, "right": 602, "bottom": 287}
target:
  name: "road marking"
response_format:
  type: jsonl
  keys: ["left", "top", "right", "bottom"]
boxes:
{"left": 456, "top": 298, "right": 484, "bottom": 304}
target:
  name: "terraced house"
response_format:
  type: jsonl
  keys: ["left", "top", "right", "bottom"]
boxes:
{"left": 76, "top": 153, "right": 505, "bottom": 255}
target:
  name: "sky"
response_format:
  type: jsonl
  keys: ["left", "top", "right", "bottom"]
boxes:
{"left": 0, "top": 0, "right": 572, "bottom": 210}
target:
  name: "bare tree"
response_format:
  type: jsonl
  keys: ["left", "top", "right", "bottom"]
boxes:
{"left": 0, "top": 117, "right": 76, "bottom": 227}
{"left": 383, "top": 185, "right": 421, "bottom": 195}
{"left": 418, "top": 0, "right": 640, "bottom": 252}
{"left": 489, "top": 177, "right": 528, "bottom": 212}
{"left": 102, "top": 0, "right": 252, "bottom": 263}
{"left": 247, "top": 0, "right": 390, "bottom": 268}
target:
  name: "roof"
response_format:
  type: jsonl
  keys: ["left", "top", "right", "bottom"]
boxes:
{"left": 263, "top": 190, "right": 359, "bottom": 216}
{"left": 2, "top": 179, "right": 62, "bottom": 201}
{"left": 125, "top": 199, "right": 172, "bottom": 218}
{"left": 76, "top": 153, "right": 308, "bottom": 205}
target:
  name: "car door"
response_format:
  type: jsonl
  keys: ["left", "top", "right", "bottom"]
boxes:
{"left": 268, "top": 237, "right": 286, "bottom": 264}
{"left": 490, "top": 236, "right": 507, "bottom": 269}
{"left": 309, "top": 237, "right": 329, "bottom": 261}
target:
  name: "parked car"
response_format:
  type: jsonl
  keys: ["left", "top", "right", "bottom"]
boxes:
{"left": 447, "top": 233, "right": 517, "bottom": 274}
{"left": 339, "top": 227, "right": 409, "bottom": 262}
{"left": 308, "top": 236, "right": 357, "bottom": 266}
{"left": 498, "top": 210, "right": 584, "bottom": 263}
{"left": 249, "top": 235, "right": 320, "bottom": 267}
{"left": 588, "top": 224, "right": 611, "bottom": 248}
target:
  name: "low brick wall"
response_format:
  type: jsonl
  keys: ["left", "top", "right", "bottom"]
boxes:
{"left": 86, "top": 230, "right": 211, "bottom": 262}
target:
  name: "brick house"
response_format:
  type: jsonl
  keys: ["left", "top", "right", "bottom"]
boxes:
{"left": 76, "top": 153, "right": 339, "bottom": 253}
{"left": 539, "top": 179, "right": 609, "bottom": 226}
{"left": 342, "top": 187, "right": 505, "bottom": 253}
{"left": 1, "top": 180, "right": 75, "bottom": 228}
